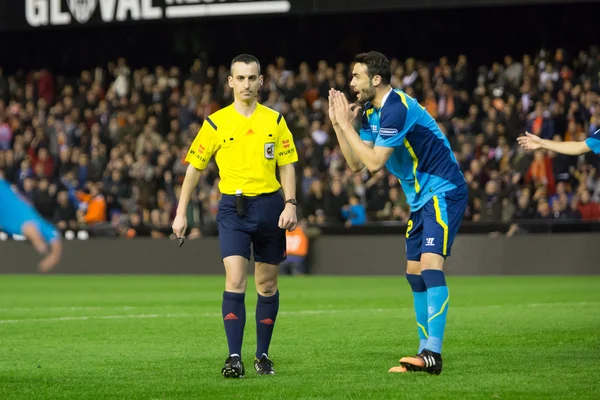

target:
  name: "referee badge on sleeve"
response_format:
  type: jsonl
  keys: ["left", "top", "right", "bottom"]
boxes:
{"left": 264, "top": 142, "right": 275, "bottom": 159}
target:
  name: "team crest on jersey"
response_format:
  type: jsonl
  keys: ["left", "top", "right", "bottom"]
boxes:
{"left": 264, "top": 142, "right": 275, "bottom": 159}
{"left": 67, "top": 0, "right": 98, "bottom": 24}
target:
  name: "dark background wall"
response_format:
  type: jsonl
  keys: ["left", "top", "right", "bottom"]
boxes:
{"left": 1, "top": 234, "right": 598, "bottom": 275}
{"left": 0, "top": 2, "right": 598, "bottom": 74}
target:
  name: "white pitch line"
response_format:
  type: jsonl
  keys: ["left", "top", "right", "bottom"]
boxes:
{"left": 0, "top": 313, "right": 192, "bottom": 324}
{"left": 0, "top": 306, "right": 137, "bottom": 312}
{"left": 0, "top": 301, "right": 596, "bottom": 314}
{"left": 0, "top": 302, "right": 597, "bottom": 325}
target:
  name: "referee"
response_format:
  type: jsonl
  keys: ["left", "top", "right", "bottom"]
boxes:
{"left": 172, "top": 54, "right": 298, "bottom": 378}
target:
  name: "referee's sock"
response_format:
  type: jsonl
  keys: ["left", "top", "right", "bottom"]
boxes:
{"left": 256, "top": 290, "right": 279, "bottom": 358}
{"left": 222, "top": 291, "right": 246, "bottom": 357}
{"left": 422, "top": 270, "right": 449, "bottom": 355}
{"left": 406, "top": 273, "right": 429, "bottom": 353}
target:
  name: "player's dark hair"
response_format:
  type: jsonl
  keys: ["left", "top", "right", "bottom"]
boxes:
{"left": 230, "top": 54, "right": 261, "bottom": 76}
{"left": 354, "top": 51, "right": 391, "bottom": 85}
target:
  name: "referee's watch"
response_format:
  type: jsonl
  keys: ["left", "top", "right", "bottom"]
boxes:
{"left": 285, "top": 199, "right": 298, "bottom": 206}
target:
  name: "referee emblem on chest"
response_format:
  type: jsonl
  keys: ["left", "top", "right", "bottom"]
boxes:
{"left": 264, "top": 142, "right": 275, "bottom": 159}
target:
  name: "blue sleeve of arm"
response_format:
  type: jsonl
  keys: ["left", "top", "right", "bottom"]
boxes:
{"left": 359, "top": 112, "right": 375, "bottom": 142}
{"left": 585, "top": 130, "right": 600, "bottom": 154}
{"left": 374, "top": 102, "right": 411, "bottom": 148}
{"left": 355, "top": 206, "right": 367, "bottom": 224}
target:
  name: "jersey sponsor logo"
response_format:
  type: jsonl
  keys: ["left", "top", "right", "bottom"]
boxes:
{"left": 197, "top": 144, "right": 206, "bottom": 154}
{"left": 189, "top": 149, "right": 207, "bottom": 163}
{"left": 425, "top": 237, "right": 435, "bottom": 246}
{"left": 278, "top": 148, "right": 295, "bottom": 157}
{"left": 282, "top": 139, "right": 290, "bottom": 149}
{"left": 264, "top": 142, "right": 275, "bottom": 159}
{"left": 379, "top": 127, "right": 399, "bottom": 137}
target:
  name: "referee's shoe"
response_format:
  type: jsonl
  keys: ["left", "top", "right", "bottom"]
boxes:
{"left": 254, "top": 354, "right": 275, "bottom": 375}
{"left": 222, "top": 355, "right": 245, "bottom": 378}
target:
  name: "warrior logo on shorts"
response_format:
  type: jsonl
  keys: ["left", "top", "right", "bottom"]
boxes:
{"left": 67, "top": 0, "right": 98, "bottom": 24}
{"left": 264, "top": 142, "right": 275, "bottom": 159}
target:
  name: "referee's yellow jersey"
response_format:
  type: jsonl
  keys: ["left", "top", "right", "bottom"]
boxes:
{"left": 185, "top": 103, "right": 298, "bottom": 196}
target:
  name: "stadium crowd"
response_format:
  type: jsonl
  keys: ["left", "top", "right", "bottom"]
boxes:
{"left": 0, "top": 47, "right": 600, "bottom": 238}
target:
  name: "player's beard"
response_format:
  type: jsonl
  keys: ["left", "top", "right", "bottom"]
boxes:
{"left": 357, "top": 85, "right": 376, "bottom": 105}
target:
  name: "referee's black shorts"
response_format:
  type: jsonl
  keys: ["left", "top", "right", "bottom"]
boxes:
{"left": 217, "top": 192, "right": 287, "bottom": 265}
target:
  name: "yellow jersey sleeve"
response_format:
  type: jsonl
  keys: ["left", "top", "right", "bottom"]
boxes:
{"left": 185, "top": 118, "right": 219, "bottom": 170}
{"left": 275, "top": 115, "right": 298, "bottom": 166}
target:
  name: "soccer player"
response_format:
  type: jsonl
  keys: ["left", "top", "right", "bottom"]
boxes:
{"left": 172, "top": 54, "right": 298, "bottom": 378}
{"left": 517, "top": 130, "right": 600, "bottom": 156}
{"left": 0, "top": 178, "right": 62, "bottom": 272}
{"left": 328, "top": 51, "right": 467, "bottom": 375}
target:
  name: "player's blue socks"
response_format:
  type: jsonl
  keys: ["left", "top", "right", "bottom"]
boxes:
{"left": 256, "top": 290, "right": 279, "bottom": 358}
{"left": 406, "top": 273, "right": 429, "bottom": 353}
{"left": 421, "top": 270, "right": 449, "bottom": 354}
{"left": 222, "top": 291, "right": 246, "bottom": 357}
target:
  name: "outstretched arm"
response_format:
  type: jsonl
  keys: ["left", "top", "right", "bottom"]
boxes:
{"left": 517, "top": 132, "right": 591, "bottom": 156}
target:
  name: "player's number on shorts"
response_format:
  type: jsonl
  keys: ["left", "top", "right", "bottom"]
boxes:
{"left": 406, "top": 220, "right": 413, "bottom": 238}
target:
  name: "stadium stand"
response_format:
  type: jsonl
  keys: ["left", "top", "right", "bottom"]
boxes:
{"left": 0, "top": 47, "right": 599, "bottom": 239}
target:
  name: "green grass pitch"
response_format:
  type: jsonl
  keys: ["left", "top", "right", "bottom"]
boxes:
{"left": 1, "top": 275, "right": 599, "bottom": 399}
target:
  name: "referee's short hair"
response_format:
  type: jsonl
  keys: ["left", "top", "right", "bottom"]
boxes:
{"left": 354, "top": 51, "right": 391, "bottom": 85}
{"left": 230, "top": 54, "right": 261, "bottom": 75}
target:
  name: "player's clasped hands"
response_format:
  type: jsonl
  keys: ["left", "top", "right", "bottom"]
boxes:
{"left": 328, "top": 89, "right": 361, "bottom": 126}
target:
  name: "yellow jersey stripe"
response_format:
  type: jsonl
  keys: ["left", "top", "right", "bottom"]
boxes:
{"left": 417, "top": 322, "right": 429, "bottom": 339}
{"left": 428, "top": 296, "right": 449, "bottom": 323}
{"left": 433, "top": 195, "right": 449, "bottom": 256}
{"left": 403, "top": 139, "right": 420, "bottom": 193}
{"left": 397, "top": 91, "right": 409, "bottom": 109}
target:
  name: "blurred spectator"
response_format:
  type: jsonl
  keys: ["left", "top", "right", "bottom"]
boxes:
{"left": 281, "top": 220, "right": 311, "bottom": 275}
{"left": 73, "top": 182, "right": 108, "bottom": 226}
{"left": 342, "top": 195, "right": 367, "bottom": 227}
{"left": 54, "top": 190, "right": 78, "bottom": 231}
{"left": 577, "top": 190, "right": 600, "bottom": 221}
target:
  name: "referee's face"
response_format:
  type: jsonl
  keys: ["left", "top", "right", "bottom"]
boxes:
{"left": 351, "top": 63, "right": 376, "bottom": 104}
{"left": 229, "top": 62, "right": 263, "bottom": 104}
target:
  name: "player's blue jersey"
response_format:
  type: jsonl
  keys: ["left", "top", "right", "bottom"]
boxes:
{"left": 360, "top": 89, "right": 465, "bottom": 211}
{"left": 585, "top": 129, "right": 600, "bottom": 154}
{"left": 0, "top": 178, "right": 59, "bottom": 243}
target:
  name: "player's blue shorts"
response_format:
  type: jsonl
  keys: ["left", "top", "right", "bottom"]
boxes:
{"left": 405, "top": 184, "right": 468, "bottom": 261}
{"left": 216, "top": 191, "right": 286, "bottom": 265}
{"left": 0, "top": 180, "right": 59, "bottom": 243}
